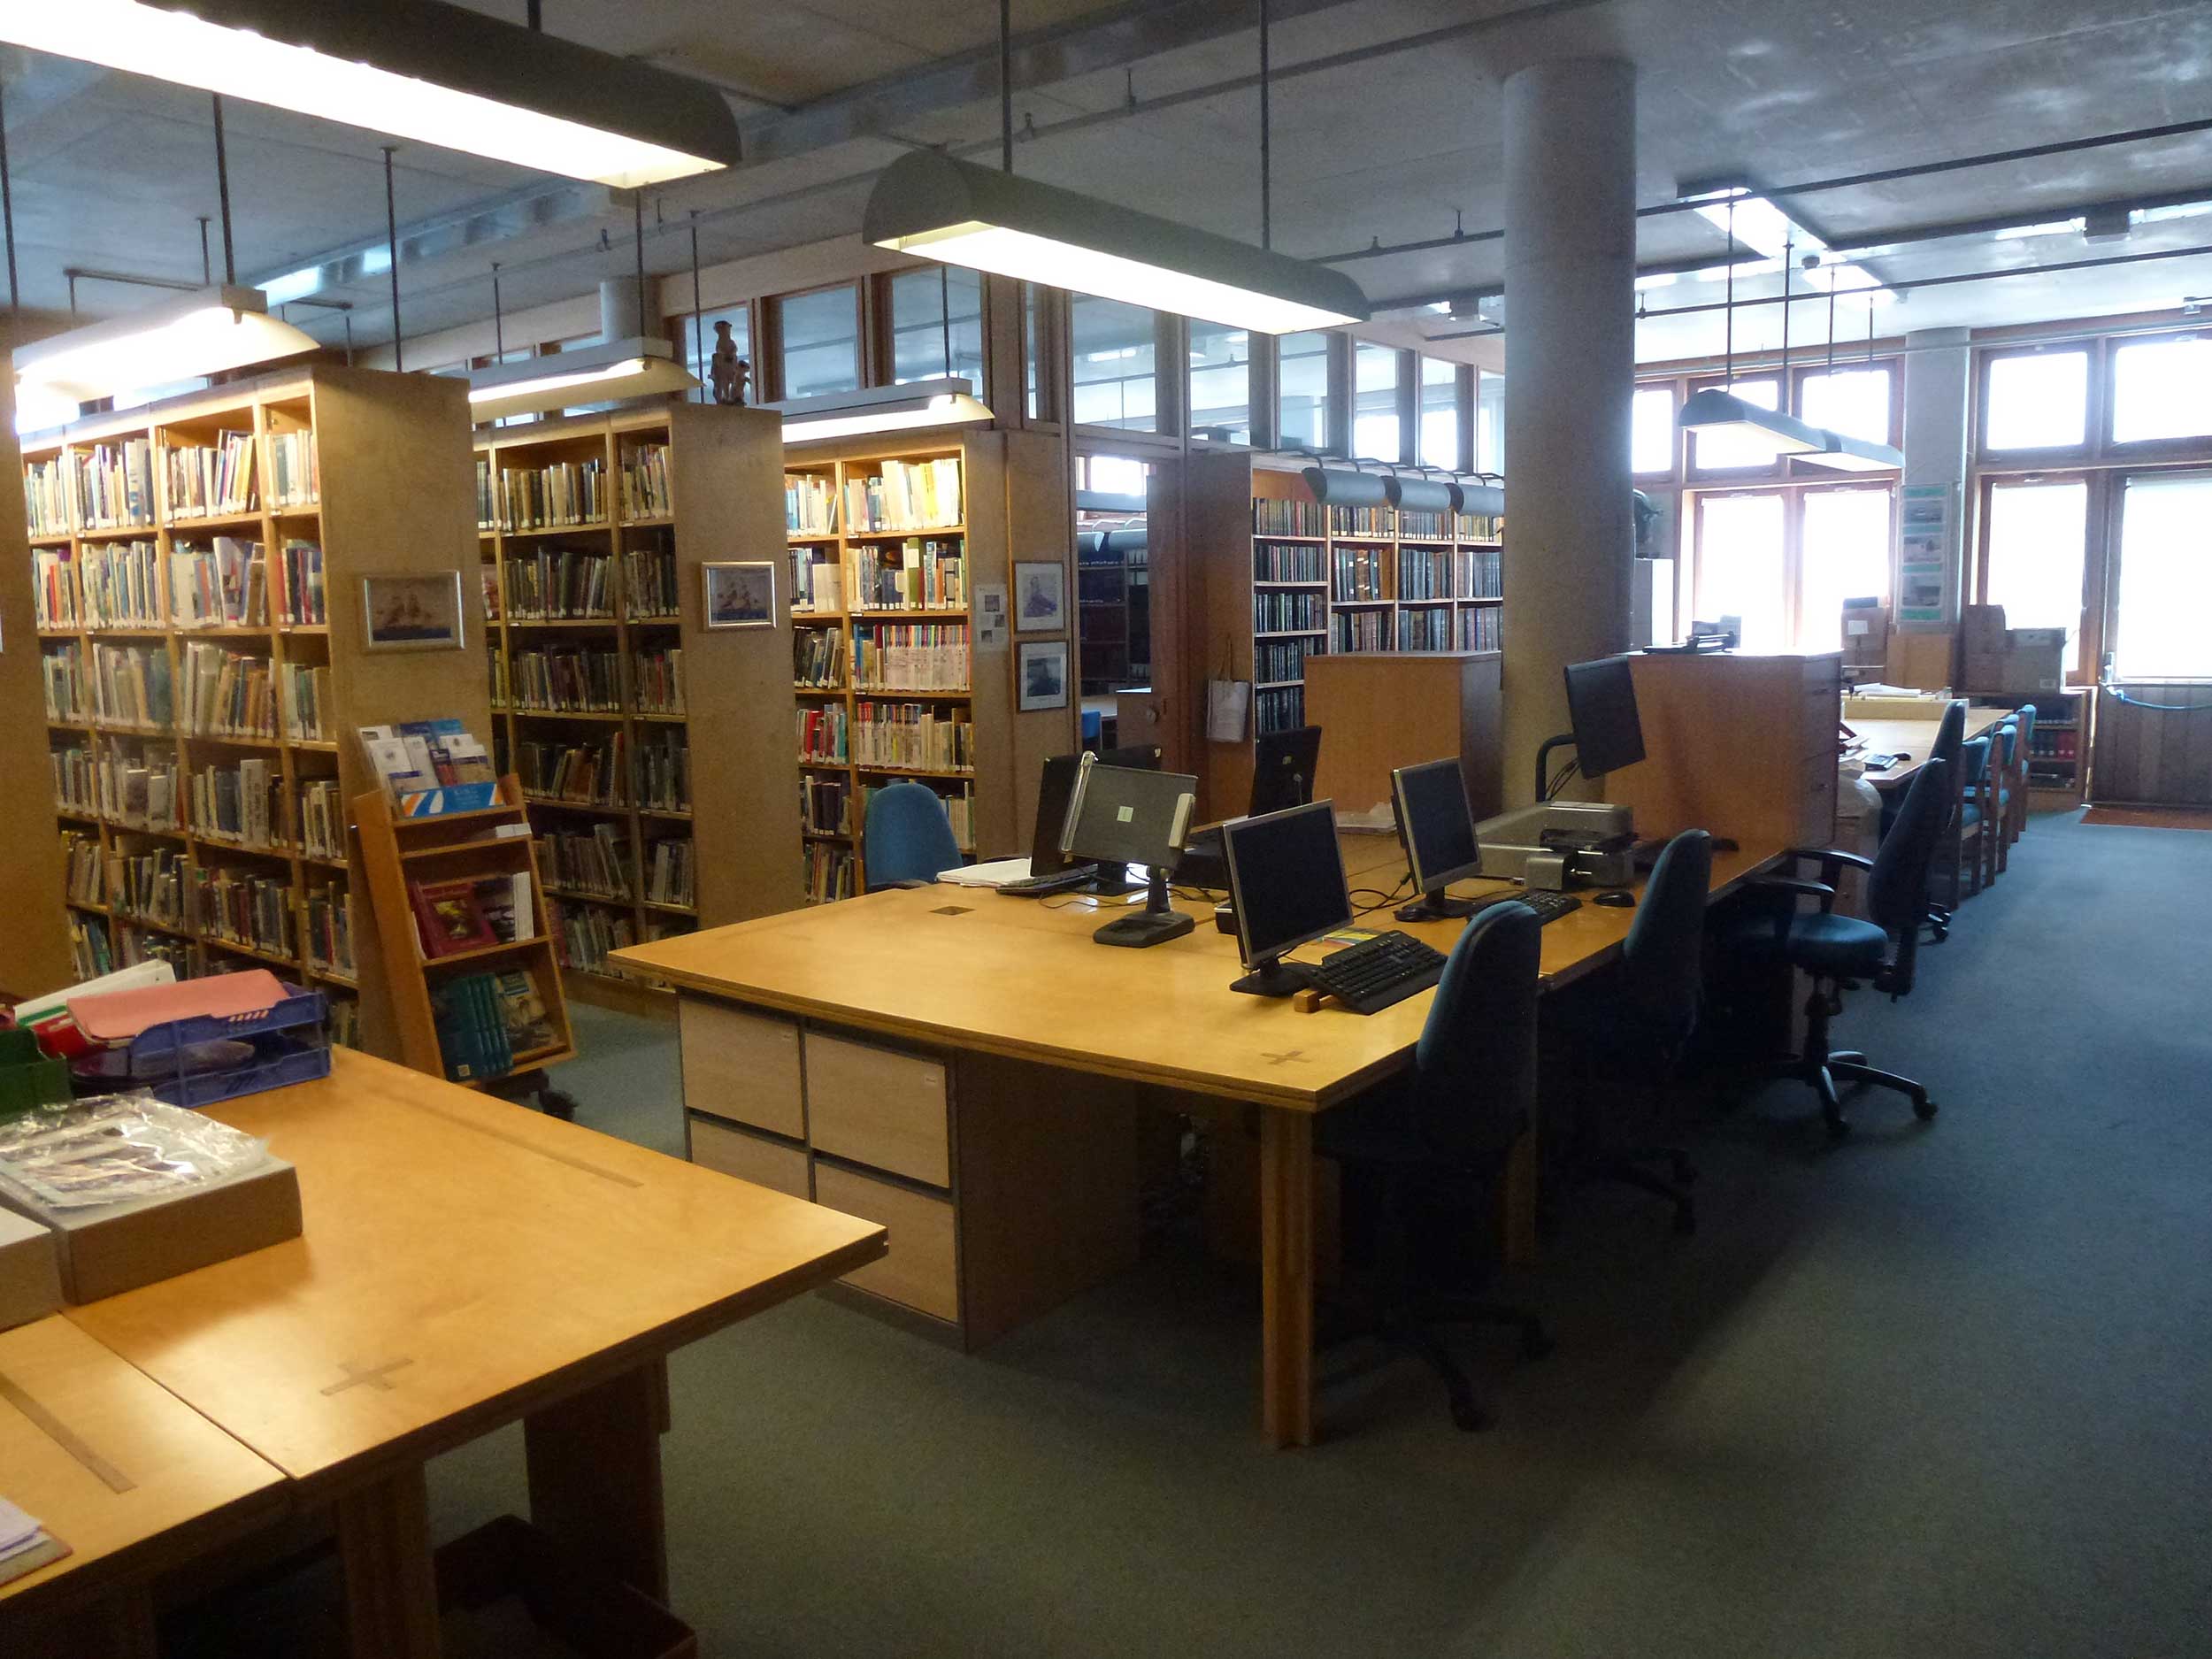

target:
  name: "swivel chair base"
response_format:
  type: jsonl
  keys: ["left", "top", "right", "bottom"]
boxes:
{"left": 1326, "top": 1299, "right": 1554, "bottom": 1433}
{"left": 1771, "top": 983, "right": 1939, "bottom": 1141}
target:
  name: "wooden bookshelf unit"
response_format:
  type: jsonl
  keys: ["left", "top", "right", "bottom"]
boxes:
{"left": 476, "top": 402, "right": 799, "bottom": 1010}
{"left": 15, "top": 366, "right": 492, "bottom": 1052}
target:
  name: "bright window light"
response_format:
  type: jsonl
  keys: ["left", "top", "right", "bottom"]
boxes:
{"left": 1632, "top": 386, "right": 1675, "bottom": 474}
{"left": 1985, "top": 351, "right": 2089, "bottom": 449}
{"left": 2111, "top": 473, "right": 2212, "bottom": 678}
{"left": 1798, "top": 488, "right": 1893, "bottom": 651}
{"left": 1690, "top": 379, "right": 1784, "bottom": 471}
{"left": 1986, "top": 480, "right": 2088, "bottom": 662}
{"left": 1696, "top": 491, "right": 1788, "bottom": 652}
{"left": 1801, "top": 367, "right": 1893, "bottom": 446}
{"left": 2111, "top": 336, "right": 2212, "bottom": 444}
{"left": 0, "top": 1, "right": 728, "bottom": 188}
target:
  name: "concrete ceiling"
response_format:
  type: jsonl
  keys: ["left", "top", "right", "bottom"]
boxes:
{"left": 1, "top": 0, "right": 2208, "bottom": 363}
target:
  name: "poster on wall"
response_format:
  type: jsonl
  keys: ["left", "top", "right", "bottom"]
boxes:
{"left": 1897, "top": 485, "right": 1951, "bottom": 626}
{"left": 975, "top": 583, "right": 1009, "bottom": 652}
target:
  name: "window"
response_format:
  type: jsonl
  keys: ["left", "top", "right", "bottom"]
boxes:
{"left": 777, "top": 285, "right": 859, "bottom": 399}
{"left": 2110, "top": 472, "right": 2212, "bottom": 679}
{"left": 1418, "top": 357, "right": 1460, "bottom": 470}
{"left": 1070, "top": 296, "right": 1157, "bottom": 431}
{"left": 1353, "top": 342, "right": 1402, "bottom": 460}
{"left": 1278, "top": 330, "right": 1330, "bottom": 450}
{"left": 1800, "top": 365, "right": 1893, "bottom": 447}
{"left": 1476, "top": 370, "right": 1504, "bottom": 473}
{"left": 1694, "top": 492, "right": 1788, "bottom": 651}
{"left": 887, "top": 268, "right": 983, "bottom": 388}
{"left": 1688, "top": 377, "right": 1782, "bottom": 472}
{"left": 1984, "top": 350, "right": 2088, "bottom": 450}
{"left": 680, "top": 305, "right": 749, "bottom": 398}
{"left": 2110, "top": 334, "right": 2212, "bottom": 445}
{"left": 1632, "top": 386, "right": 1675, "bottom": 475}
{"left": 1985, "top": 479, "right": 2089, "bottom": 663}
{"left": 1024, "top": 284, "right": 1041, "bottom": 419}
{"left": 1187, "top": 319, "right": 1252, "bottom": 443}
{"left": 1797, "top": 488, "right": 1893, "bottom": 652}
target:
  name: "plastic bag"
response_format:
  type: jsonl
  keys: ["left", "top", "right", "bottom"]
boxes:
{"left": 0, "top": 1090, "right": 271, "bottom": 1211}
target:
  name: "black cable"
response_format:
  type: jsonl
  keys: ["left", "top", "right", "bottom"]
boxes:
{"left": 2103, "top": 684, "right": 2212, "bottom": 713}
{"left": 1544, "top": 758, "right": 1582, "bottom": 802}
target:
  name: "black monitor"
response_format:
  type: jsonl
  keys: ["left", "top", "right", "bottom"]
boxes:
{"left": 1391, "top": 759, "right": 1482, "bottom": 922}
{"left": 1030, "top": 744, "right": 1163, "bottom": 884}
{"left": 1060, "top": 757, "right": 1199, "bottom": 949}
{"left": 1563, "top": 657, "right": 1647, "bottom": 778}
{"left": 1249, "top": 725, "right": 1321, "bottom": 815}
{"left": 1222, "top": 801, "right": 1353, "bottom": 996}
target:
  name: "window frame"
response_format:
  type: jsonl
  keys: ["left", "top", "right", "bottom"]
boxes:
{"left": 1687, "top": 479, "right": 1902, "bottom": 651}
{"left": 765, "top": 280, "right": 864, "bottom": 403}
{"left": 2103, "top": 326, "right": 2212, "bottom": 459}
{"left": 1974, "top": 342, "right": 2100, "bottom": 466}
{"left": 1789, "top": 356, "right": 1904, "bottom": 462}
{"left": 1682, "top": 371, "right": 1793, "bottom": 484}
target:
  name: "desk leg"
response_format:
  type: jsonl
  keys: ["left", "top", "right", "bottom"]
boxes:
{"left": 1258, "top": 1108, "right": 1316, "bottom": 1448}
{"left": 526, "top": 1363, "right": 667, "bottom": 1601}
{"left": 336, "top": 1464, "right": 442, "bottom": 1659}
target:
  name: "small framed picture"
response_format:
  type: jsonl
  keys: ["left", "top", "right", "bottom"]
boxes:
{"left": 703, "top": 560, "right": 776, "bottom": 629}
{"left": 361, "top": 571, "right": 465, "bottom": 652}
{"left": 1018, "top": 640, "right": 1069, "bottom": 711}
{"left": 1014, "top": 560, "right": 1066, "bottom": 632}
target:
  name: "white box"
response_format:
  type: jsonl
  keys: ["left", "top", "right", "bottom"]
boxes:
{"left": 0, "top": 1205, "right": 62, "bottom": 1331}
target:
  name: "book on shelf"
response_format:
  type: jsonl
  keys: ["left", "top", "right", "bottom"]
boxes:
{"left": 1330, "top": 609, "right": 1391, "bottom": 653}
{"left": 1255, "top": 590, "right": 1325, "bottom": 632}
{"left": 1457, "top": 607, "right": 1502, "bottom": 651}
{"left": 505, "top": 544, "right": 616, "bottom": 619}
{"left": 50, "top": 741, "right": 97, "bottom": 818}
{"left": 89, "top": 642, "right": 173, "bottom": 728}
{"left": 549, "top": 896, "right": 635, "bottom": 975}
{"left": 170, "top": 537, "right": 267, "bottom": 629}
{"left": 76, "top": 440, "right": 156, "bottom": 527}
{"left": 282, "top": 663, "right": 330, "bottom": 741}
{"left": 492, "top": 969, "right": 555, "bottom": 1052}
{"left": 1399, "top": 605, "right": 1453, "bottom": 651}
{"left": 106, "top": 845, "right": 188, "bottom": 928}
{"left": 801, "top": 773, "right": 851, "bottom": 835}
{"left": 42, "top": 645, "right": 88, "bottom": 722}
{"left": 474, "top": 457, "right": 498, "bottom": 530}
{"left": 473, "top": 872, "right": 535, "bottom": 945}
{"left": 280, "top": 540, "right": 326, "bottom": 624}
{"left": 543, "top": 822, "right": 634, "bottom": 899}
{"left": 409, "top": 877, "right": 498, "bottom": 958}
{"left": 636, "top": 728, "right": 690, "bottom": 813}
{"left": 32, "top": 549, "right": 76, "bottom": 629}
{"left": 514, "top": 646, "right": 623, "bottom": 712}
{"left": 182, "top": 642, "right": 278, "bottom": 738}
{"left": 624, "top": 543, "right": 679, "bottom": 618}
{"left": 851, "top": 538, "right": 964, "bottom": 611}
{"left": 429, "top": 971, "right": 512, "bottom": 1081}
{"left": 81, "top": 540, "right": 163, "bottom": 627}
{"left": 804, "top": 842, "right": 856, "bottom": 903}
{"left": 644, "top": 837, "right": 695, "bottom": 909}
{"left": 26, "top": 457, "right": 72, "bottom": 536}
{"left": 797, "top": 703, "right": 849, "bottom": 764}
{"left": 843, "top": 457, "right": 962, "bottom": 533}
{"left": 188, "top": 757, "right": 282, "bottom": 848}
{"left": 64, "top": 828, "right": 104, "bottom": 903}
{"left": 1252, "top": 497, "right": 1324, "bottom": 537}
{"left": 629, "top": 646, "right": 685, "bottom": 715}
{"left": 268, "top": 431, "right": 319, "bottom": 509}
{"left": 621, "top": 443, "right": 672, "bottom": 520}
{"left": 1329, "top": 503, "right": 1391, "bottom": 537}
{"left": 502, "top": 459, "right": 607, "bottom": 528}
{"left": 518, "top": 732, "right": 628, "bottom": 807}
{"left": 795, "top": 626, "right": 847, "bottom": 688}
{"left": 191, "top": 864, "right": 293, "bottom": 956}
{"left": 304, "top": 880, "right": 355, "bottom": 978}
{"left": 852, "top": 622, "right": 969, "bottom": 692}
{"left": 165, "top": 430, "right": 257, "bottom": 518}
{"left": 358, "top": 719, "right": 499, "bottom": 814}
{"left": 790, "top": 549, "right": 844, "bottom": 613}
{"left": 854, "top": 702, "right": 972, "bottom": 772}
{"left": 299, "top": 779, "right": 344, "bottom": 859}
{"left": 786, "top": 472, "right": 837, "bottom": 535}
{"left": 1255, "top": 686, "right": 1306, "bottom": 735}
{"left": 96, "top": 747, "right": 179, "bottom": 830}
{"left": 1253, "top": 541, "right": 1323, "bottom": 583}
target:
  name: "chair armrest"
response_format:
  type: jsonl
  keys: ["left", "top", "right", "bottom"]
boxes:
{"left": 1750, "top": 876, "right": 1837, "bottom": 902}
{"left": 1782, "top": 846, "right": 1874, "bottom": 876}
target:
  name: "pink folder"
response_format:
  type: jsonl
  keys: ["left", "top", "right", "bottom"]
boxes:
{"left": 68, "top": 971, "right": 289, "bottom": 1045}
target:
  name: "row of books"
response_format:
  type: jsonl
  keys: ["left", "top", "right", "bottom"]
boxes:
{"left": 1255, "top": 685, "right": 1307, "bottom": 735}
{"left": 790, "top": 551, "right": 844, "bottom": 613}
{"left": 280, "top": 540, "right": 328, "bottom": 625}
{"left": 111, "top": 846, "right": 189, "bottom": 928}
{"left": 170, "top": 539, "right": 268, "bottom": 630}
{"left": 300, "top": 779, "right": 345, "bottom": 859}
{"left": 26, "top": 457, "right": 72, "bottom": 536}
{"left": 36, "top": 539, "right": 326, "bottom": 629}
{"left": 430, "top": 970, "right": 553, "bottom": 1080}
{"left": 852, "top": 703, "right": 972, "bottom": 773}
{"left": 358, "top": 719, "right": 496, "bottom": 809}
{"left": 519, "top": 734, "right": 626, "bottom": 807}
{"left": 183, "top": 643, "right": 279, "bottom": 739}
{"left": 1332, "top": 548, "right": 1388, "bottom": 603}
{"left": 787, "top": 472, "right": 837, "bottom": 535}
{"left": 798, "top": 704, "right": 849, "bottom": 763}
{"left": 805, "top": 843, "right": 857, "bottom": 903}
{"left": 795, "top": 626, "right": 847, "bottom": 688}
{"left": 643, "top": 837, "right": 695, "bottom": 909}
{"left": 636, "top": 729, "right": 690, "bottom": 812}
{"left": 303, "top": 880, "right": 355, "bottom": 979}
{"left": 550, "top": 899, "right": 634, "bottom": 975}
{"left": 502, "top": 459, "right": 608, "bottom": 529}
{"left": 511, "top": 647, "right": 621, "bottom": 712}
{"left": 42, "top": 644, "right": 89, "bottom": 721}
{"left": 1254, "top": 541, "right": 1325, "bottom": 583}
{"left": 1458, "top": 607, "right": 1503, "bottom": 651}
{"left": 80, "top": 541, "right": 164, "bottom": 628}
{"left": 67, "top": 916, "right": 111, "bottom": 980}
{"left": 1256, "top": 637, "right": 1317, "bottom": 685}
{"left": 90, "top": 643, "right": 173, "bottom": 727}
{"left": 269, "top": 431, "right": 319, "bottom": 510}
{"left": 802, "top": 774, "right": 851, "bottom": 835}
{"left": 1256, "top": 591, "right": 1325, "bottom": 633}
{"left": 95, "top": 749, "right": 178, "bottom": 830}
{"left": 194, "top": 865, "right": 295, "bottom": 957}
{"left": 1252, "top": 497, "right": 1325, "bottom": 536}
{"left": 625, "top": 544, "right": 679, "bottom": 619}
{"left": 621, "top": 444, "right": 672, "bottom": 520}
{"left": 1400, "top": 605, "right": 1454, "bottom": 651}
{"left": 851, "top": 624, "right": 968, "bottom": 692}
{"left": 1331, "top": 610, "right": 1391, "bottom": 653}
{"left": 851, "top": 539, "right": 964, "bottom": 611}
{"left": 505, "top": 546, "right": 616, "bottom": 620}
{"left": 32, "top": 551, "right": 76, "bottom": 629}
{"left": 1396, "top": 508, "right": 1451, "bottom": 541}
{"left": 165, "top": 432, "right": 257, "bottom": 518}
{"left": 1331, "top": 504, "right": 1392, "bottom": 538}
{"left": 845, "top": 457, "right": 962, "bottom": 533}
{"left": 633, "top": 647, "right": 685, "bottom": 715}
{"left": 543, "top": 824, "right": 633, "bottom": 899}
{"left": 64, "top": 830, "right": 102, "bottom": 904}
{"left": 475, "top": 458, "right": 499, "bottom": 530}
{"left": 50, "top": 743, "right": 99, "bottom": 819}
{"left": 188, "top": 757, "right": 283, "bottom": 849}
{"left": 77, "top": 442, "right": 157, "bottom": 528}
{"left": 285, "top": 664, "right": 331, "bottom": 742}
{"left": 408, "top": 872, "right": 535, "bottom": 960}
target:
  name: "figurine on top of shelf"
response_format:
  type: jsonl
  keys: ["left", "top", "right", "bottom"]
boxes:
{"left": 710, "top": 322, "right": 751, "bottom": 405}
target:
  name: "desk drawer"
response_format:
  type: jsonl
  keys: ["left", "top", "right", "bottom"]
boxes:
{"left": 805, "top": 1033, "right": 949, "bottom": 1188}
{"left": 680, "top": 1000, "right": 803, "bottom": 1139}
{"left": 812, "top": 1164, "right": 958, "bottom": 1323}
{"left": 688, "top": 1118, "right": 810, "bottom": 1201}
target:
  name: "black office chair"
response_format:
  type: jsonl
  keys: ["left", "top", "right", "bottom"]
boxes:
{"left": 1728, "top": 758, "right": 1949, "bottom": 1141}
{"left": 1555, "top": 829, "right": 1713, "bottom": 1235}
{"left": 1317, "top": 902, "right": 1551, "bottom": 1432}
{"left": 1919, "top": 699, "right": 1967, "bottom": 939}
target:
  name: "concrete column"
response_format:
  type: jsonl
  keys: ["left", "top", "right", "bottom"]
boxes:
{"left": 1901, "top": 326, "right": 1971, "bottom": 634}
{"left": 1500, "top": 57, "right": 1638, "bottom": 803}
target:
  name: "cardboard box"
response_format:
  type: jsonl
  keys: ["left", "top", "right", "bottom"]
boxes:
{"left": 1841, "top": 600, "right": 1891, "bottom": 666}
{"left": 1964, "top": 642, "right": 2066, "bottom": 695}
{"left": 1886, "top": 629, "right": 1956, "bottom": 692}
{"left": 1962, "top": 603, "right": 2008, "bottom": 651}
{"left": 0, "top": 1206, "right": 61, "bottom": 1331}
{"left": 1845, "top": 692, "right": 1953, "bottom": 721}
{"left": 0, "top": 1156, "right": 301, "bottom": 1304}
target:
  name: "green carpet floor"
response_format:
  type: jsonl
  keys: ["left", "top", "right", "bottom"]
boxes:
{"left": 227, "top": 810, "right": 2212, "bottom": 1655}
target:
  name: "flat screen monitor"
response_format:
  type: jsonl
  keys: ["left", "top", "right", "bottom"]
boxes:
{"left": 1563, "top": 656, "right": 1647, "bottom": 778}
{"left": 1222, "top": 801, "right": 1352, "bottom": 996}
{"left": 1060, "top": 760, "right": 1198, "bottom": 872}
{"left": 1032, "top": 745, "right": 1165, "bottom": 877}
{"left": 1249, "top": 725, "right": 1322, "bottom": 816}
{"left": 1391, "top": 759, "right": 1481, "bottom": 920}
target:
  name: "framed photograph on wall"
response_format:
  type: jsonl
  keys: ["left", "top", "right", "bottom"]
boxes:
{"left": 1014, "top": 560, "right": 1066, "bottom": 632}
{"left": 1018, "top": 640, "right": 1069, "bottom": 711}
{"left": 702, "top": 560, "right": 777, "bottom": 629}
{"left": 360, "top": 571, "right": 465, "bottom": 653}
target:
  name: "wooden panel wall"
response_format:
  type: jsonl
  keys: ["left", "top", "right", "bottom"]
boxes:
{"left": 1189, "top": 449, "right": 1261, "bottom": 823}
{"left": 1000, "top": 428, "right": 1076, "bottom": 856}
{"left": 2092, "top": 686, "right": 2212, "bottom": 806}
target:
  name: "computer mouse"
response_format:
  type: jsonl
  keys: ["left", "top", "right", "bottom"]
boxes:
{"left": 1893, "top": 751, "right": 1912, "bottom": 764}
{"left": 1594, "top": 890, "right": 1636, "bottom": 908}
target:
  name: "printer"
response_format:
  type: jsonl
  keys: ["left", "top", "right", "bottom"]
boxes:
{"left": 1475, "top": 801, "right": 1637, "bottom": 891}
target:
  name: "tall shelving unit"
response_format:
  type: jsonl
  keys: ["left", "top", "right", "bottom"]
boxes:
{"left": 477, "top": 401, "right": 798, "bottom": 1010}
{"left": 1192, "top": 452, "right": 1506, "bottom": 820}
{"left": 15, "top": 366, "right": 493, "bottom": 1054}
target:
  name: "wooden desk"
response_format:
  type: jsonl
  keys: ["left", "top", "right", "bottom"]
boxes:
{"left": 63, "top": 1050, "right": 886, "bottom": 1657}
{"left": 613, "top": 841, "right": 1776, "bottom": 1449}
{"left": 1852, "top": 705, "right": 2014, "bottom": 790}
{"left": 0, "top": 1316, "right": 286, "bottom": 1655}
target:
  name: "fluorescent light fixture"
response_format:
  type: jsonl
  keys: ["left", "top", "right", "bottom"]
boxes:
{"left": 772, "top": 378, "right": 994, "bottom": 445}
{"left": 865, "top": 151, "right": 1368, "bottom": 335}
{"left": 1301, "top": 465, "right": 1389, "bottom": 509}
{"left": 1796, "top": 428, "right": 1904, "bottom": 472}
{"left": 1455, "top": 480, "right": 1505, "bottom": 517}
{"left": 2133, "top": 200, "right": 2212, "bottom": 227}
{"left": 1684, "top": 184, "right": 1895, "bottom": 302}
{"left": 14, "top": 285, "right": 318, "bottom": 405}
{"left": 1994, "top": 219, "right": 2085, "bottom": 242}
{"left": 2, "top": 0, "right": 741, "bottom": 188}
{"left": 465, "top": 337, "right": 696, "bottom": 423}
{"left": 1678, "top": 387, "right": 1825, "bottom": 457}
{"left": 1384, "top": 474, "right": 1455, "bottom": 514}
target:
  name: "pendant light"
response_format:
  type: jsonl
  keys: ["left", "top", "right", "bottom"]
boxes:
{"left": 862, "top": 3, "right": 1366, "bottom": 334}
{"left": 1678, "top": 193, "right": 1823, "bottom": 457}
{"left": 13, "top": 92, "right": 316, "bottom": 413}
{"left": 1, "top": 0, "right": 741, "bottom": 189}
{"left": 773, "top": 378, "right": 994, "bottom": 445}
{"left": 1797, "top": 289, "right": 1903, "bottom": 472}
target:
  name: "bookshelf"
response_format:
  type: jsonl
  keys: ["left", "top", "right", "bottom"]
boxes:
{"left": 1192, "top": 451, "right": 1506, "bottom": 820}
{"left": 784, "top": 430, "right": 1064, "bottom": 900}
{"left": 12, "top": 365, "right": 494, "bottom": 1054}
{"left": 476, "top": 402, "right": 799, "bottom": 1009}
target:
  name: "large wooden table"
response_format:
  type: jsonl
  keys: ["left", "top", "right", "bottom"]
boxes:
{"left": 615, "top": 833, "right": 1778, "bottom": 1448}
{"left": 54, "top": 1050, "right": 886, "bottom": 1657}
{"left": 1852, "top": 704, "right": 2016, "bottom": 789}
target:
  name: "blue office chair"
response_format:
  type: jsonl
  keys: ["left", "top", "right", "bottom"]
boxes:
{"left": 1919, "top": 700, "right": 1967, "bottom": 939}
{"left": 1727, "top": 757, "right": 1950, "bottom": 1140}
{"left": 864, "top": 782, "right": 964, "bottom": 890}
{"left": 1317, "top": 902, "right": 1552, "bottom": 1432}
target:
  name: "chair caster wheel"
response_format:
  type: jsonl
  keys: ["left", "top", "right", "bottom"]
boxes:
{"left": 539, "top": 1089, "right": 579, "bottom": 1121}
{"left": 1824, "top": 1115, "right": 1852, "bottom": 1143}
{"left": 1913, "top": 1097, "right": 1939, "bottom": 1121}
{"left": 1449, "top": 1395, "right": 1489, "bottom": 1432}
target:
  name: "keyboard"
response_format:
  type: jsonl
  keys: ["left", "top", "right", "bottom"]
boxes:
{"left": 1308, "top": 930, "right": 1449, "bottom": 1015}
{"left": 995, "top": 864, "right": 1100, "bottom": 897}
{"left": 1468, "top": 889, "right": 1584, "bottom": 925}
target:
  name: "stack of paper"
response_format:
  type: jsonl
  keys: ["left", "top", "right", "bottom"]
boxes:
{"left": 0, "top": 1495, "right": 67, "bottom": 1587}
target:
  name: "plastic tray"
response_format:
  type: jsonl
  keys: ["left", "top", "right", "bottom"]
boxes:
{"left": 104, "top": 984, "right": 333, "bottom": 1110}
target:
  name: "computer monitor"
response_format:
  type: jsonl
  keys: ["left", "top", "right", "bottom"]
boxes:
{"left": 1249, "top": 725, "right": 1322, "bottom": 815}
{"left": 1060, "top": 757, "right": 1200, "bottom": 949}
{"left": 1222, "top": 801, "right": 1353, "bottom": 996}
{"left": 1563, "top": 656, "right": 1647, "bottom": 778}
{"left": 1029, "top": 744, "right": 1164, "bottom": 884}
{"left": 1390, "top": 759, "right": 1482, "bottom": 921}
